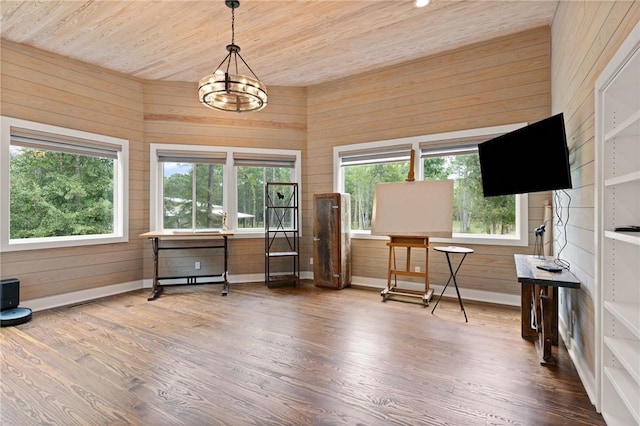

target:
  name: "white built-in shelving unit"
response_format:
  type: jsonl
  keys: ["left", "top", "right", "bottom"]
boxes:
{"left": 595, "top": 21, "right": 640, "bottom": 426}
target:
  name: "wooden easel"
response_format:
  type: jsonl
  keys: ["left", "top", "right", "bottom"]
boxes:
{"left": 381, "top": 235, "right": 432, "bottom": 306}
{"left": 380, "top": 151, "right": 432, "bottom": 305}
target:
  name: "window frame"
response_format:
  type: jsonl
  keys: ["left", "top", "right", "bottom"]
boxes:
{"left": 157, "top": 149, "right": 227, "bottom": 231}
{"left": 334, "top": 123, "right": 530, "bottom": 247}
{"left": 0, "top": 116, "right": 129, "bottom": 252}
{"left": 150, "top": 144, "right": 302, "bottom": 238}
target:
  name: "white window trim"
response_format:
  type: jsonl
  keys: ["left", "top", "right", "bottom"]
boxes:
{"left": 150, "top": 144, "right": 302, "bottom": 239}
{"left": 333, "top": 123, "right": 530, "bottom": 247}
{"left": 0, "top": 116, "right": 129, "bottom": 252}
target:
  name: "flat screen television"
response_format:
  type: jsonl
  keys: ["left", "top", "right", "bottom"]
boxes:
{"left": 478, "top": 113, "right": 572, "bottom": 197}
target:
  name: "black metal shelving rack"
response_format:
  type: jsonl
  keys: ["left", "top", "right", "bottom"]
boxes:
{"left": 265, "top": 182, "right": 299, "bottom": 288}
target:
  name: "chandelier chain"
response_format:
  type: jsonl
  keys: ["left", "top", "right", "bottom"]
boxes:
{"left": 231, "top": 6, "right": 237, "bottom": 74}
{"left": 231, "top": 6, "right": 235, "bottom": 46}
{"left": 198, "top": 0, "right": 267, "bottom": 112}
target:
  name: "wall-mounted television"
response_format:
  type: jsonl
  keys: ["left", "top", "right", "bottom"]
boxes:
{"left": 478, "top": 113, "right": 572, "bottom": 197}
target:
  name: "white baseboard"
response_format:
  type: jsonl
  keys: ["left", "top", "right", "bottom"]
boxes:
{"left": 23, "top": 280, "right": 144, "bottom": 312}
{"left": 559, "top": 318, "right": 598, "bottom": 407}
{"left": 227, "top": 272, "right": 520, "bottom": 306}
{"left": 23, "top": 272, "right": 515, "bottom": 312}
{"left": 351, "top": 275, "right": 521, "bottom": 306}
{"left": 26, "top": 274, "right": 276, "bottom": 311}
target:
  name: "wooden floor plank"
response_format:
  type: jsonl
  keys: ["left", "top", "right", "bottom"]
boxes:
{"left": 1, "top": 281, "right": 605, "bottom": 425}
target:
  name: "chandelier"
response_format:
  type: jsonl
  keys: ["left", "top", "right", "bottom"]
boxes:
{"left": 198, "top": 0, "right": 267, "bottom": 113}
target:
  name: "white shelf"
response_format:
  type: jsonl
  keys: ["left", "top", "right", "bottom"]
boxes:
{"left": 604, "top": 366, "right": 640, "bottom": 424}
{"left": 604, "top": 336, "right": 640, "bottom": 384}
{"left": 604, "top": 230, "right": 640, "bottom": 246}
{"left": 604, "top": 170, "right": 640, "bottom": 186}
{"left": 604, "top": 110, "right": 640, "bottom": 141}
{"left": 604, "top": 301, "right": 640, "bottom": 339}
{"left": 266, "top": 251, "right": 298, "bottom": 257}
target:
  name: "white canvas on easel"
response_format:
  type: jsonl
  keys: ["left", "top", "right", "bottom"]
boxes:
{"left": 371, "top": 179, "right": 454, "bottom": 238}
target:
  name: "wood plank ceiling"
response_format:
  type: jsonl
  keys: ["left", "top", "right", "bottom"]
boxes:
{"left": 0, "top": 0, "right": 558, "bottom": 87}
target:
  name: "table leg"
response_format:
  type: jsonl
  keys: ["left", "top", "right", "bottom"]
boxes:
{"left": 431, "top": 252, "right": 468, "bottom": 322}
{"left": 222, "top": 236, "right": 229, "bottom": 296}
{"left": 382, "top": 246, "right": 396, "bottom": 300}
{"left": 539, "top": 290, "right": 556, "bottom": 365}
{"left": 549, "top": 287, "right": 558, "bottom": 345}
{"left": 147, "top": 238, "right": 163, "bottom": 301}
{"left": 450, "top": 253, "right": 468, "bottom": 322}
{"left": 387, "top": 246, "right": 393, "bottom": 290}
{"left": 431, "top": 269, "right": 453, "bottom": 315}
{"left": 424, "top": 246, "right": 430, "bottom": 304}
{"left": 521, "top": 283, "right": 538, "bottom": 340}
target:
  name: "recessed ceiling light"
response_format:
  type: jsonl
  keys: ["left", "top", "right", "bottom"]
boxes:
{"left": 415, "top": 0, "right": 431, "bottom": 7}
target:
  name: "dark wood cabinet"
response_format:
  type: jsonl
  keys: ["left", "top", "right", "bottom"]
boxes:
{"left": 313, "top": 193, "right": 351, "bottom": 289}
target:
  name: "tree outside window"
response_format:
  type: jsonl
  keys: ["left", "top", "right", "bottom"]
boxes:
{"left": 424, "top": 153, "right": 515, "bottom": 236}
{"left": 236, "top": 166, "right": 293, "bottom": 229}
{"left": 2, "top": 117, "right": 128, "bottom": 251}
{"left": 341, "top": 150, "right": 515, "bottom": 236}
{"left": 150, "top": 145, "right": 301, "bottom": 235}
{"left": 162, "top": 162, "right": 224, "bottom": 230}
{"left": 343, "top": 161, "right": 409, "bottom": 231}
{"left": 10, "top": 147, "right": 115, "bottom": 239}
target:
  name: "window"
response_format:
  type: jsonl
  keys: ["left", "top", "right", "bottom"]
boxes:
{"left": 157, "top": 150, "right": 226, "bottom": 230}
{"left": 234, "top": 153, "right": 296, "bottom": 230}
{"left": 150, "top": 145, "right": 301, "bottom": 237}
{"left": 334, "top": 124, "right": 529, "bottom": 246}
{"left": 339, "top": 145, "right": 411, "bottom": 230}
{"left": 0, "top": 117, "right": 129, "bottom": 252}
{"left": 421, "top": 142, "right": 517, "bottom": 238}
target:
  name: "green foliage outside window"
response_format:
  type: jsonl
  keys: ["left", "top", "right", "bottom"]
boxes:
{"left": 428, "top": 154, "right": 515, "bottom": 235}
{"left": 9, "top": 147, "right": 114, "bottom": 239}
{"left": 162, "top": 163, "right": 292, "bottom": 230}
{"left": 344, "top": 161, "right": 409, "bottom": 230}
{"left": 343, "top": 153, "right": 515, "bottom": 235}
{"left": 237, "top": 166, "right": 292, "bottom": 229}
{"left": 163, "top": 163, "right": 224, "bottom": 229}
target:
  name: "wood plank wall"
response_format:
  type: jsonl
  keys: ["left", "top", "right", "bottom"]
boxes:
{"left": 305, "top": 27, "right": 553, "bottom": 298}
{"left": 142, "top": 81, "right": 307, "bottom": 280}
{"left": 0, "top": 41, "right": 307, "bottom": 301}
{"left": 550, "top": 0, "right": 639, "bottom": 395}
{"left": 1, "top": 28, "right": 553, "bottom": 302}
{"left": 0, "top": 40, "right": 146, "bottom": 301}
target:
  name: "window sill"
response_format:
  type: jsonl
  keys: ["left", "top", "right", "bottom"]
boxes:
{"left": 2, "top": 234, "right": 129, "bottom": 252}
{"left": 350, "top": 232, "right": 527, "bottom": 247}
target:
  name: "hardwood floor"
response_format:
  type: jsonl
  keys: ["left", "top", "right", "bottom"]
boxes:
{"left": 1, "top": 281, "right": 605, "bottom": 426}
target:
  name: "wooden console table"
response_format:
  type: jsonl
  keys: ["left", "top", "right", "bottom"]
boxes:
{"left": 381, "top": 235, "right": 432, "bottom": 306}
{"left": 514, "top": 254, "right": 580, "bottom": 366}
{"left": 140, "top": 231, "right": 233, "bottom": 301}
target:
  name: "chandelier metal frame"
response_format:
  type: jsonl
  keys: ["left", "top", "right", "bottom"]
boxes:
{"left": 198, "top": 0, "right": 267, "bottom": 113}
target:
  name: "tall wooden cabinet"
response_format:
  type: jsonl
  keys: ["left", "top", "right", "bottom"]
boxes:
{"left": 595, "top": 22, "right": 640, "bottom": 425}
{"left": 313, "top": 193, "right": 351, "bottom": 289}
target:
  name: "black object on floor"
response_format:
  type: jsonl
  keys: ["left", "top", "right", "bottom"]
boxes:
{"left": 1, "top": 278, "right": 33, "bottom": 327}
{"left": 1, "top": 307, "right": 32, "bottom": 327}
